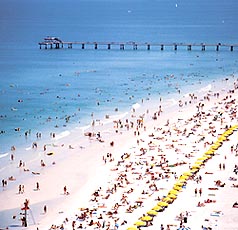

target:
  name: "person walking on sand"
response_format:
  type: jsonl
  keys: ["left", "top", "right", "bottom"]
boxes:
{"left": 63, "top": 186, "right": 69, "bottom": 195}
{"left": 199, "top": 188, "right": 202, "bottom": 197}
{"left": 223, "top": 163, "right": 226, "bottom": 170}
{"left": 195, "top": 188, "right": 198, "bottom": 196}
{"left": 18, "top": 184, "right": 22, "bottom": 194}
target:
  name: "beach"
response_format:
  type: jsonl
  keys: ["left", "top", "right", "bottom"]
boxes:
{"left": 1, "top": 0, "right": 238, "bottom": 229}
{"left": 0, "top": 76, "right": 238, "bottom": 230}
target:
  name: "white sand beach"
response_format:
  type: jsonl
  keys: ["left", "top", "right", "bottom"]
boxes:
{"left": 1, "top": 77, "right": 238, "bottom": 230}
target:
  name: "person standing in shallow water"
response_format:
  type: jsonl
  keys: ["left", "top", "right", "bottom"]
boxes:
{"left": 44, "top": 205, "right": 47, "bottom": 214}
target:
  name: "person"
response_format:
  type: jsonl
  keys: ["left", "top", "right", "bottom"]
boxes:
{"left": 199, "top": 188, "right": 202, "bottom": 196}
{"left": 63, "top": 186, "right": 69, "bottom": 195}
{"left": 195, "top": 188, "right": 198, "bottom": 196}
{"left": 44, "top": 205, "right": 47, "bottom": 213}
{"left": 72, "top": 220, "right": 76, "bottom": 230}
{"left": 232, "top": 201, "right": 238, "bottom": 208}
{"left": 36, "top": 182, "right": 40, "bottom": 190}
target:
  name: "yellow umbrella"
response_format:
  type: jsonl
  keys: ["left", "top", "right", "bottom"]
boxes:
{"left": 152, "top": 205, "right": 164, "bottom": 211}
{"left": 190, "top": 168, "right": 199, "bottom": 173}
{"left": 231, "top": 125, "right": 238, "bottom": 130}
{"left": 192, "top": 164, "right": 201, "bottom": 169}
{"left": 147, "top": 209, "right": 158, "bottom": 216}
{"left": 174, "top": 182, "right": 184, "bottom": 187}
{"left": 163, "top": 197, "right": 174, "bottom": 203}
{"left": 219, "top": 134, "right": 228, "bottom": 139}
{"left": 140, "top": 215, "right": 153, "bottom": 221}
{"left": 203, "top": 154, "right": 212, "bottom": 159}
{"left": 127, "top": 227, "right": 138, "bottom": 230}
{"left": 177, "top": 178, "right": 187, "bottom": 183}
{"left": 194, "top": 161, "right": 204, "bottom": 165}
{"left": 179, "top": 175, "right": 189, "bottom": 180}
{"left": 210, "top": 145, "right": 220, "bottom": 150}
{"left": 134, "top": 221, "right": 146, "bottom": 227}
{"left": 197, "top": 156, "right": 209, "bottom": 161}
{"left": 167, "top": 193, "right": 177, "bottom": 199}
{"left": 205, "top": 150, "right": 215, "bottom": 155}
{"left": 169, "top": 189, "right": 179, "bottom": 195}
{"left": 173, "top": 185, "right": 182, "bottom": 191}
{"left": 183, "top": 171, "right": 193, "bottom": 176}
{"left": 157, "top": 201, "right": 169, "bottom": 207}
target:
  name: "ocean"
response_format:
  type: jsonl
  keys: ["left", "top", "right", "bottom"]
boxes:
{"left": 0, "top": 0, "right": 238, "bottom": 172}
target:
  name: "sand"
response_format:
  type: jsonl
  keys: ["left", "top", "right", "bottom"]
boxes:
{"left": 0, "top": 77, "right": 238, "bottom": 230}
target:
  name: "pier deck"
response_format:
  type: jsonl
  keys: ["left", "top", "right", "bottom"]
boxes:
{"left": 39, "top": 37, "right": 238, "bottom": 51}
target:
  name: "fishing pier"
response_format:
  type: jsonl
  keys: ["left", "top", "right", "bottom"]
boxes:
{"left": 39, "top": 37, "right": 238, "bottom": 51}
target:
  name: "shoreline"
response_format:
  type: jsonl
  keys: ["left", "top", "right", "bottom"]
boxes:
{"left": 0, "top": 76, "right": 238, "bottom": 229}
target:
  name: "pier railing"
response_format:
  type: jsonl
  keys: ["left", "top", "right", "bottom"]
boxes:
{"left": 38, "top": 38, "right": 238, "bottom": 51}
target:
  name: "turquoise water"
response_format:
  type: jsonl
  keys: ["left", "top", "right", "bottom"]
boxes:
{"left": 0, "top": 0, "right": 238, "bottom": 167}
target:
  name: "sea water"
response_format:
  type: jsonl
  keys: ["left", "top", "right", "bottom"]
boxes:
{"left": 0, "top": 0, "right": 238, "bottom": 171}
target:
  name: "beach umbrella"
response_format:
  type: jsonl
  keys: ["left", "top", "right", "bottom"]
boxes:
{"left": 173, "top": 185, "right": 182, "bottom": 191}
{"left": 202, "top": 154, "right": 212, "bottom": 159}
{"left": 211, "top": 145, "right": 220, "bottom": 150}
{"left": 231, "top": 125, "right": 238, "bottom": 130}
{"left": 134, "top": 220, "right": 146, "bottom": 227}
{"left": 152, "top": 205, "right": 164, "bottom": 212}
{"left": 174, "top": 182, "right": 184, "bottom": 187}
{"left": 177, "top": 178, "right": 187, "bottom": 183}
{"left": 157, "top": 201, "right": 169, "bottom": 207}
{"left": 194, "top": 161, "right": 204, "bottom": 165}
{"left": 127, "top": 226, "right": 138, "bottom": 230}
{"left": 163, "top": 197, "right": 173, "bottom": 203}
{"left": 220, "top": 134, "right": 228, "bottom": 140}
{"left": 169, "top": 189, "right": 179, "bottom": 195}
{"left": 147, "top": 210, "right": 158, "bottom": 216}
{"left": 140, "top": 215, "right": 153, "bottom": 221}
{"left": 183, "top": 171, "right": 193, "bottom": 177}
{"left": 167, "top": 193, "right": 177, "bottom": 199}
{"left": 179, "top": 175, "right": 189, "bottom": 180}
{"left": 190, "top": 168, "right": 199, "bottom": 174}
{"left": 191, "top": 164, "right": 201, "bottom": 169}
{"left": 197, "top": 156, "right": 209, "bottom": 161}
{"left": 205, "top": 150, "right": 215, "bottom": 155}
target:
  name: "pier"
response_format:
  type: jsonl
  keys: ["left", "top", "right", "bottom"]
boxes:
{"left": 39, "top": 37, "right": 238, "bottom": 51}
